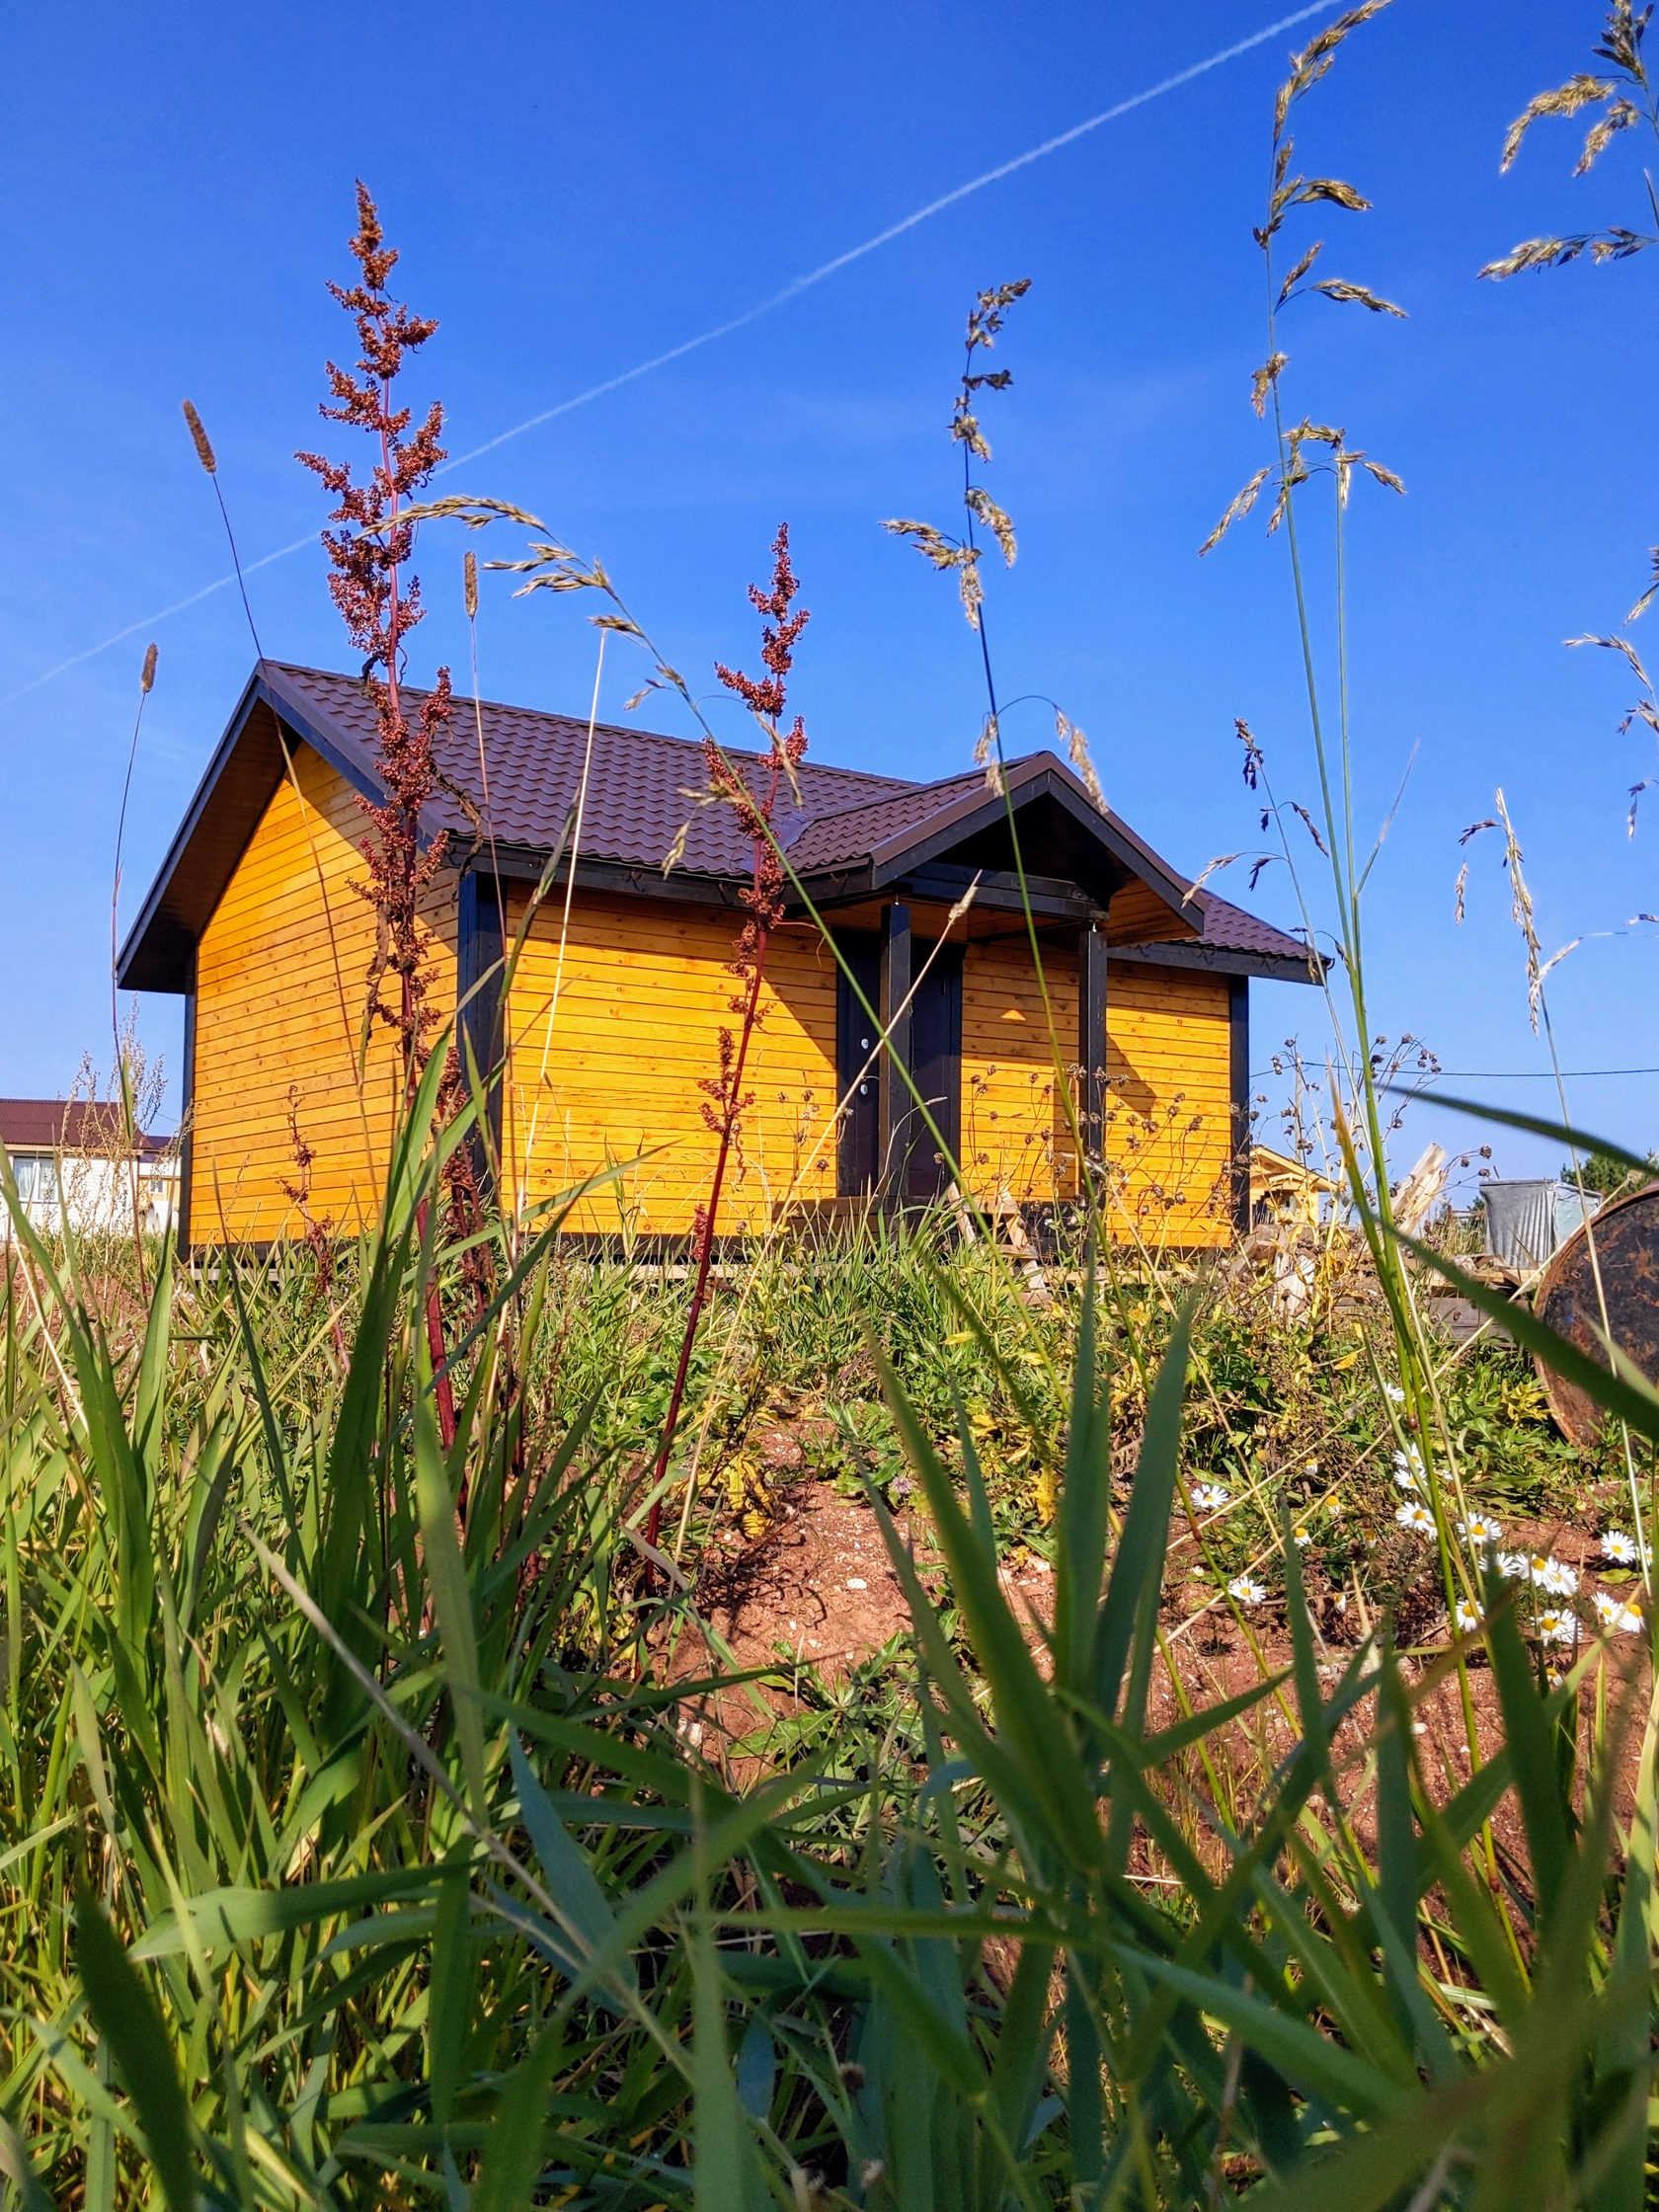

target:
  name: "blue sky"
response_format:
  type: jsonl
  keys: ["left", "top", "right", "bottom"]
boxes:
{"left": 3, "top": 0, "right": 1655, "bottom": 1183}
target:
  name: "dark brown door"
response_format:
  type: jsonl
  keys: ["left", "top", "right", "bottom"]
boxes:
{"left": 835, "top": 934, "right": 883, "bottom": 1196}
{"left": 903, "top": 943, "right": 963, "bottom": 1203}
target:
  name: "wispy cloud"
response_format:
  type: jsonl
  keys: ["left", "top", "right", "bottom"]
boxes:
{"left": 4, "top": 1, "right": 1337, "bottom": 708}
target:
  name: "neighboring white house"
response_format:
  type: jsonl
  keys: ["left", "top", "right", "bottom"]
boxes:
{"left": 0, "top": 1099, "right": 180, "bottom": 1237}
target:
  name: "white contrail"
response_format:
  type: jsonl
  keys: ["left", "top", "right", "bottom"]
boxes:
{"left": 4, "top": 1, "right": 1337, "bottom": 708}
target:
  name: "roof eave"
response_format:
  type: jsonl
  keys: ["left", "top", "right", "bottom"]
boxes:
{"left": 862, "top": 754, "right": 1195, "bottom": 916}
{"left": 116, "top": 665, "right": 386, "bottom": 995}
{"left": 1108, "top": 939, "right": 1325, "bottom": 985}
{"left": 256, "top": 663, "right": 382, "bottom": 806}
{"left": 117, "top": 666, "right": 269, "bottom": 993}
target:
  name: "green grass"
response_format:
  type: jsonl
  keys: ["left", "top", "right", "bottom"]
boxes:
{"left": 1, "top": 1066, "right": 1655, "bottom": 2208}
{"left": 8, "top": 20, "right": 1658, "bottom": 2199}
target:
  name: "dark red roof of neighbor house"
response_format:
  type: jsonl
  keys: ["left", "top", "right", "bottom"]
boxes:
{"left": 117, "top": 662, "right": 1321, "bottom": 991}
{"left": 0, "top": 1100, "right": 171, "bottom": 1157}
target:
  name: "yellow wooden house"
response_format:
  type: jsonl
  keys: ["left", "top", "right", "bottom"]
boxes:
{"left": 118, "top": 663, "right": 1318, "bottom": 1251}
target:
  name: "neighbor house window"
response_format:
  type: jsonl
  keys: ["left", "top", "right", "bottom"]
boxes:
{"left": 10, "top": 1155, "right": 51, "bottom": 1205}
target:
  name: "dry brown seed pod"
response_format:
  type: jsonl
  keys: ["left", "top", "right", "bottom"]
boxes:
{"left": 139, "top": 642, "right": 157, "bottom": 694}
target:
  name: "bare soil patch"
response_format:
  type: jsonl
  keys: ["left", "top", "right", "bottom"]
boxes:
{"left": 672, "top": 1478, "right": 1649, "bottom": 1876}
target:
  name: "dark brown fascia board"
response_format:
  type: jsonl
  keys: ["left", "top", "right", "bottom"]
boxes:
{"left": 794, "top": 861, "right": 1098, "bottom": 924}
{"left": 117, "top": 666, "right": 264, "bottom": 989}
{"left": 116, "top": 665, "right": 385, "bottom": 993}
{"left": 863, "top": 753, "right": 1194, "bottom": 916}
{"left": 256, "top": 663, "right": 384, "bottom": 807}
{"left": 471, "top": 846, "right": 1082, "bottom": 923}
{"left": 466, "top": 842, "right": 751, "bottom": 910}
{"left": 893, "top": 859, "right": 1095, "bottom": 912}
{"left": 1107, "top": 938, "right": 1324, "bottom": 986}
{"left": 468, "top": 847, "right": 1097, "bottom": 927}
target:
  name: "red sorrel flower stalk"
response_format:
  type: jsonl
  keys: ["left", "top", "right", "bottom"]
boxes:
{"left": 645, "top": 527, "right": 809, "bottom": 1555}
{"left": 298, "top": 183, "right": 457, "bottom": 1444}
{"left": 278, "top": 1084, "right": 350, "bottom": 1363}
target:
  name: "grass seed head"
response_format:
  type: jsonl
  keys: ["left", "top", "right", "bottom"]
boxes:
{"left": 182, "top": 398, "right": 216, "bottom": 473}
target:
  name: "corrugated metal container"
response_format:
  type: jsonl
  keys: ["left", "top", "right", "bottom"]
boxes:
{"left": 1553, "top": 1182, "right": 1604, "bottom": 1248}
{"left": 1482, "top": 1180, "right": 1603, "bottom": 1271}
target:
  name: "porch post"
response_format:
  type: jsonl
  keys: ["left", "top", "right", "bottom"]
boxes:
{"left": 878, "top": 902, "right": 912, "bottom": 1202}
{"left": 176, "top": 946, "right": 197, "bottom": 1260}
{"left": 1078, "top": 920, "right": 1108, "bottom": 1197}
{"left": 456, "top": 869, "right": 506, "bottom": 1199}
{"left": 1228, "top": 974, "right": 1251, "bottom": 1238}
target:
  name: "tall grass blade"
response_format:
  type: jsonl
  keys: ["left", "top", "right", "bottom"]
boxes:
{"left": 1091, "top": 1301, "right": 1194, "bottom": 1722}
{"left": 73, "top": 1890, "right": 198, "bottom": 2212}
{"left": 415, "top": 1356, "right": 489, "bottom": 1812}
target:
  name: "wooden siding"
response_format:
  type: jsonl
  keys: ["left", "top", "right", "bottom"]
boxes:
{"left": 191, "top": 746, "right": 456, "bottom": 1241}
{"left": 501, "top": 893, "right": 839, "bottom": 1234}
{"left": 189, "top": 764, "right": 1238, "bottom": 1248}
{"left": 1107, "top": 878, "right": 1199, "bottom": 944}
{"left": 959, "top": 941, "right": 1233, "bottom": 1244}
{"left": 961, "top": 939, "right": 1078, "bottom": 1206}
{"left": 1104, "top": 964, "right": 1233, "bottom": 1248}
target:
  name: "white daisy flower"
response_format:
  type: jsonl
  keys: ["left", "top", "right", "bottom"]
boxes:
{"left": 1293, "top": 1526, "right": 1312, "bottom": 1547}
{"left": 1228, "top": 1575, "right": 1267, "bottom": 1607}
{"left": 1392, "top": 1446, "right": 1424, "bottom": 1493}
{"left": 1535, "top": 1610, "right": 1576, "bottom": 1647}
{"left": 1384, "top": 1383, "right": 1405, "bottom": 1403}
{"left": 1496, "top": 1550, "right": 1531, "bottom": 1581}
{"left": 1458, "top": 1514, "right": 1503, "bottom": 1549}
{"left": 1593, "top": 1590, "right": 1644, "bottom": 1634}
{"left": 1454, "top": 1598, "right": 1480, "bottom": 1634}
{"left": 1395, "top": 1502, "right": 1435, "bottom": 1536}
{"left": 1334, "top": 1593, "right": 1348, "bottom": 1614}
{"left": 1189, "top": 1482, "right": 1230, "bottom": 1515}
{"left": 1303, "top": 1458, "right": 1319, "bottom": 1476}
{"left": 1535, "top": 1556, "right": 1578, "bottom": 1599}
{"left": 1600, "top": 1531, "right": 1638, "bottom": 1565}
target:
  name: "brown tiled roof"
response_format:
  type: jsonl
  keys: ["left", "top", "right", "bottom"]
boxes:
{"left": 266, "top": 663, "right": 912, "bottom": 882}
{"left": 119, "top": 663, "right": 1316, "bottom": 989}
{"left": 0, "top": 1100, "right": 171, "bottom": 1156}
{"left": 783, "top": 767, "right": 990, "bottom": 873}
{"left": 1188, "top": 891, "right": 1320, "bottom": 965}
{"left": 265, "top": 664, "right": 1310, "bottom": 966}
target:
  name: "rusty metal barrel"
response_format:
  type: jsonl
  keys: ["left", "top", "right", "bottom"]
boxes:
{"left": 1532, "top": 1183, "right": 1659, "bottom": 1445}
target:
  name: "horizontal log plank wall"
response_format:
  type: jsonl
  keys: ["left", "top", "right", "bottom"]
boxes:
{"left": 961, "top": 941, "right": 1233, "bottom": 1248}
{"left": 190, "top": 749, "right": 456, "bottom": 1242}
{"left": 1103, "top": 966, "right": 1233, "bottom": 1249}
{"left": 186, "top": 754, "right": 1229, "bottom": 1244}
{"left": 500, "top": 890, "right": 840, "bottom": 1234}
{"left": 961, "top": 938, "right": 1074, "bottom": 1209}
{"left": 504, "top": 905, "right": 1231, "bottom": 1243}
